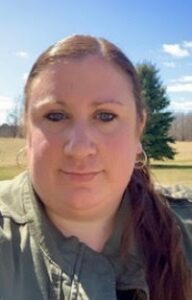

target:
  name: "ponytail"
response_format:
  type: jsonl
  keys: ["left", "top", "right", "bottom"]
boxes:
{"left": 121, "top": 167, "right": 192, "bottom": 300}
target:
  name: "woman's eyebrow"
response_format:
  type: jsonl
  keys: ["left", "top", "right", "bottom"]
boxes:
{"left": 32, "top": 98, "right": 124, "bottom": 109}
{"left": 32, "top": 98, "right": 68, "bottom": 109}
{"left": 91, "top": 99, "right": 124, "bottom": 107}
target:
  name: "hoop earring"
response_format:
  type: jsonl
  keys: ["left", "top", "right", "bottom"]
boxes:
{"left": 16, "top": 147, "right": 27, "bottom": 168}
{"left": 135, "top": 150, "right": 148, "bottom": 170}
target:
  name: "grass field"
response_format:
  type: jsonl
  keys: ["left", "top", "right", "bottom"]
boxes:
{"left": 0, "top": 138, "right": 192, "bottom": 186}
{"left": 151, "top": 141, "right": 192, "bottom": 186}
{"left": 0, "top": 138, "right": 25, "bottom": 180}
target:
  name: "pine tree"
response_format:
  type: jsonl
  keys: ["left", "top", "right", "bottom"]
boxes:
{"left": 137, "top": 62, "right": 176, "bottom": 160}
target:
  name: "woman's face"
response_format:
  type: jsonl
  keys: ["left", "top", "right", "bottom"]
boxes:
{"left": 26, "top": 55, "right": 145, "bottom": 220}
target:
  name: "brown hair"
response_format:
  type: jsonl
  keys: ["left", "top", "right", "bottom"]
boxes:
{"left": 24, "top": 35, "right": 191, "bottom": 299}
{"left": 24, "top": 35, "right": 144, "bottom": 122}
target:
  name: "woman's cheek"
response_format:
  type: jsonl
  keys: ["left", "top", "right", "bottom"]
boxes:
{"left": 27, "top": 131, "right": 50, "bottom": 161}
{"left": 106, "top": 129, "right": 138, "bottom": 164}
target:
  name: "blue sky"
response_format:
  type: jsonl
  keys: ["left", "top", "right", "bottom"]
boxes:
{"left": 0, "top": 0, "right": 192, "bottom": 124}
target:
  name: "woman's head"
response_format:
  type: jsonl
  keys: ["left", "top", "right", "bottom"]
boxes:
{"left": 24, "top": 35, "right": 145, "bottom": 124}
{"left": 24, "top": 35, "right": 146, "bottom": 221}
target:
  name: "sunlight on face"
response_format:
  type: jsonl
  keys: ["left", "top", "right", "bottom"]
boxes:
{"left": 26, "top": 55, "right": 144, "bottom": 220}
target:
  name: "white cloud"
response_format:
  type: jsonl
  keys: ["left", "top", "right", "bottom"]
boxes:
{"left": 167, "top": 83, "right": 192, "bottom": 92}
{"left": 169, "top": 76, "right": 192, "bottom": 83}
{"left": 0, "top": 96, "right": 14, "bottom": 110}
{"left": 22, "top": 72, "right": 29, "bottom": 83}
{"left": 178, "top": 76, "right": 192, "bottom": 83}
{"left": 170, "top": 99, "right": 192, "bottom": 112}
{"left": 0, "top": 96, "right": 15, "bottom": 124}
{"left": 183, "top": 41, "right": 192, "bottom": 48}
{"left": 15, "top": 51, "right": 29, "bottom": 58}
{"left": 162, "top": 44, "right": 190, "bottom": 58}
{"left": 167, "top": 75, "right": 192, "bottom": 92}
{"left": 162, "top": 61, "right": 176, "bottom": 68}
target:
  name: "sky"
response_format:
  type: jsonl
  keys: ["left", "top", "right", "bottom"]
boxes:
{"left": 0, "top": 0, "right": 192, "bottom": 124}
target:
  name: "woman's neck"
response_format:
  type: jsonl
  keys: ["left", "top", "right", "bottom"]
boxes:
{"left": 45, "top": 208, "right": 117, "bottom": 252}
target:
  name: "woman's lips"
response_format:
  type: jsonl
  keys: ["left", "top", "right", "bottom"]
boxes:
{"left": 60, "top": 170, "right": 102, "bottom": 182}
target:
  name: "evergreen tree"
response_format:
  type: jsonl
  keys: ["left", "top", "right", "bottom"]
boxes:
{"left": 137, "top": 62, "right": 176, "bottom": 160}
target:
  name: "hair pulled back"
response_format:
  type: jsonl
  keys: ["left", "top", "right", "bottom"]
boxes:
{"left": 24, "top": 35, "right": 144, "bottom": 122}
{"left": 24, "top": 35, "right": 191, "bottom": 300}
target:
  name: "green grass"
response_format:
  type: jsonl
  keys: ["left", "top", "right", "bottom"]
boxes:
{"left": 149, "top": 141, "right": 192, "bottom": 186}
{"left": 0, "top": 166, "right": 26, "bottom": 181}
{"left": 0, "top": 138, "right": 26, "bottom": 180}
{"left": 151, "top": 165, "right": 192, "bottom": 186}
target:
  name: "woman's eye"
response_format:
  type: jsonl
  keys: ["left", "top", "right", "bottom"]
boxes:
{"left": 44, "top": 112, "right": 67, "bottom": 122}
{"left": 96, "top": 112, "right": 117, "bottom": 122}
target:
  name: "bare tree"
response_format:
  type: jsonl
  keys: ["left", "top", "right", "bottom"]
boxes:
{"left": 6, "top": 96, "right": 23, "bottom": 137}
{"left": 170, "top": 113, "right": 192, "bottom": 141}
{"left": 185, "top": 113, "right": 192, "bottom": 140}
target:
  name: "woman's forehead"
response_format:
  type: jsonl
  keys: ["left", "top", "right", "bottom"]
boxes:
{"left": 29, "top": 55, "right": 133, "bottom": 97}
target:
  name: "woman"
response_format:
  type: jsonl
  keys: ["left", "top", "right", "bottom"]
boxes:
{"left": 0, "top": 35, "right": 191, "bottom": 300}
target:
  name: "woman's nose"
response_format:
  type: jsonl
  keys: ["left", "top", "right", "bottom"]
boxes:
{"left": 63, "top": 123, "right": 97, "bottom": 159}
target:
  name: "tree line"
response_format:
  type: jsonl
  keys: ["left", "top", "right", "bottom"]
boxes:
{"left": 170, "top": 113, "right": 192, "bottom": 141}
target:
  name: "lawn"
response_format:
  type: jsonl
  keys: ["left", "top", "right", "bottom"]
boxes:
{"left": 151, "top": 166, "right": 192, "bottom": 186}
{"left": 0, "top": 138, "right": 26, "bottom": 180}
{"left": 150, "top": 141, "right": 192, "bottom": 186}
{"left": 0, "top": 138, "right": 192, "bottom": 186}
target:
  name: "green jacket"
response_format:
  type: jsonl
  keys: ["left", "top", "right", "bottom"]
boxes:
{"left": 0, "top": 172, "right": 192, "bottom": 300}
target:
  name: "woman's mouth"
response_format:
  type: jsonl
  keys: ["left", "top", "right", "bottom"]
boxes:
{"left": 59, "top": 170, "right": 102, "bottom": 182}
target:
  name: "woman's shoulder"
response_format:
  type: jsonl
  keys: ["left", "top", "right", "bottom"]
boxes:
{"left": 158, "top": 184, "right": 192, "bottom": 228}
{"left": 0, "top": 172, "right": 29, "bottom": 223}
{"left": 166, "top": 194, "right": 192, "bottom": 223}
{"left": 158, "top": 185, "right": 192, "bottom": 266}
{"left": 156, "top": 184, "right": 192, "bottom": 221}
{"left": 0, "top": 172, "right": 30, "bottom": 266}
